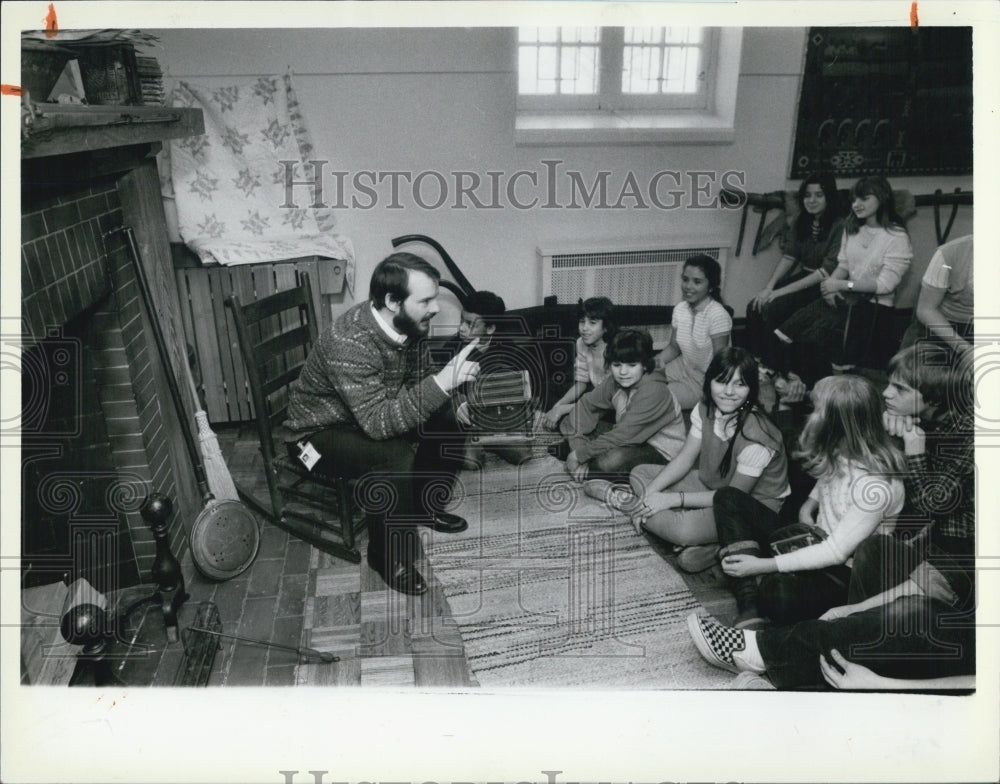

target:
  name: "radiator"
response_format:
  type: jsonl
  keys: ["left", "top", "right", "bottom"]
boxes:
{"left": 537, "top": 237, "right": 731, "bottom": 345}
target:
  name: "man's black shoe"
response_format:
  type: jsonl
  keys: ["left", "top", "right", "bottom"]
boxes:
{"left": 368, "top": 553, "right": 427, "bottom": 595}
{"left": 419, "top": 511, "right": 468, "bottom": 533}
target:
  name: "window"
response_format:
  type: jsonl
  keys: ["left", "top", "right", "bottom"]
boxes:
{"left": 518, "top": 26, "right": 716, "bottom": 111}
{"left": 515, "top": 26, "right": 742, "bottom": 145}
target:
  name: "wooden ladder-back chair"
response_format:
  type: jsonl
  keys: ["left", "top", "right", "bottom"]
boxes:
{"left": 226, "top": 273, "right": 362, "bottom": 563}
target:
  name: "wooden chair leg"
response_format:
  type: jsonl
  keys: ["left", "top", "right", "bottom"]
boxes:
{"left": 234, "top": 482, "right": 362, "bottom": 564}
{"left": 338, "top": 477, "right": 355, "bottom": 550}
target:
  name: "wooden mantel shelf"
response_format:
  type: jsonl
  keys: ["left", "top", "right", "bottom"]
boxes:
{"left": 21, "top": 104, "right": 204, "bottom": 160}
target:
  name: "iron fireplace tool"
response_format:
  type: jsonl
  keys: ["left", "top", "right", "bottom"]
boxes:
{"left": 107, "top": 226, "right": 260, "bottom": 582}
{"left": 183, "top": 602, "right": 338, "bottom": 663}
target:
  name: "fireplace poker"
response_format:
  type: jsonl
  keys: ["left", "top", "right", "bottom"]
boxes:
{"left": 184, "top": 626, "right": 339, "bottom": 663}
{"left": 107, "top": 226, "right": 260, "bottom": 582}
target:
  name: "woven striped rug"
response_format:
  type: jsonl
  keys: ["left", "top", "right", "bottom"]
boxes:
{"left": 422, "top": 455, "right": 735, "bottom": 689}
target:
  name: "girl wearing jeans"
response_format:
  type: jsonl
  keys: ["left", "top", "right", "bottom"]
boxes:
{"left": 746, "top": 172, "right": 845, "bottom": 364}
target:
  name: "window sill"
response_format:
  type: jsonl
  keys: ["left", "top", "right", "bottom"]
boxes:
{"left": 515, "top": 109, "right": 736, "bottom": 146}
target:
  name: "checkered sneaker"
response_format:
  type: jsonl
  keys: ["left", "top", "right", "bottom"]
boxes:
{"left": 687, "top": 612, "right": 746, "bottom": 674}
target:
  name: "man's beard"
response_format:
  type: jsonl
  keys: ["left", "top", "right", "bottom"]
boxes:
{"left": 393, "top": 308, "right": 430, "bottom": 340}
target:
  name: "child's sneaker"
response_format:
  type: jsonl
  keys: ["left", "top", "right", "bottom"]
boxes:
{"left": 686, "top": 612, "right": 747, "bottom": 674}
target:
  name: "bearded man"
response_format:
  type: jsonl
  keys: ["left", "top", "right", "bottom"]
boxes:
{"left": 286, "top": 252, "right": 480, "bottom": 594}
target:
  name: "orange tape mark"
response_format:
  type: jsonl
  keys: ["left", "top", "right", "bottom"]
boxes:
{"left": 1, "top": 84, "right": 23, "bottom": 96}
{"left": 910, "top": 2, "right": 919, "bottom": 27}
{"left": 45, "top": 3, "right": 58, "bottom": 38}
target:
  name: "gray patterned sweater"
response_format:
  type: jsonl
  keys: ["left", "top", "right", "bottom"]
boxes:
{"left": 285, "top": 302, "right": 448, "bottom": 439}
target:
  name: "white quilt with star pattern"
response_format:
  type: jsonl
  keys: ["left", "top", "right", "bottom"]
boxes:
{"left": 166, "top": 74, "right": 354, "bottom": 286}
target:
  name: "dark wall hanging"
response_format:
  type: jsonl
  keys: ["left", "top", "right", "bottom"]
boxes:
{"left": 790, "top": 27, "right": 972, "bottom": 179}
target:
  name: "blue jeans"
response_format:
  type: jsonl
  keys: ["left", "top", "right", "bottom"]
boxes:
{"left": 757, "top": 534, "right": 976, "bottom": 689}
{"left": 563, "top": 419, "right": 668, "bottom": 482}
{"left": 756, "top": 595, "right": 975, "bottom": 689}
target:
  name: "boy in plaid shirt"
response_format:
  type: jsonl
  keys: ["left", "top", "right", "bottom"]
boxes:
{"left": 882, "top": 342, "right": 975, "bottom": 558}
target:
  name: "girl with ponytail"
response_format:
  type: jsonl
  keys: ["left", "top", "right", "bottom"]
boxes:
{"left": 656, "top": 254, "right": 733, "bottom": 409}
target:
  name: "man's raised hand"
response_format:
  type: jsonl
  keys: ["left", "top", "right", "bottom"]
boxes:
{"left": 435, "top": 338, "right": 481, "bottom": 392}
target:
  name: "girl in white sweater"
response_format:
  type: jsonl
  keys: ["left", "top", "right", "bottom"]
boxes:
{"left": 773, "top": 176, "right": 912, "bottom": 384}
{"left": 720, "top": 374, "right": 906, "bottom": 624}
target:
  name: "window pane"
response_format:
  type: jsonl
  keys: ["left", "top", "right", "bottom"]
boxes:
{"left": 519, "top": 47, "right": 539, "bottom": 93}
{"left": 621, "top": 27, "right": 705, "bottom": 95}
{"left": 683, "top": 48, "right": 702, "bottom": 92}
{"left": 662, "top": 46, "right": 702, "bottom": 93}
{"left": 519, "top": 27, "right": 600, "bottom": 96}
{"left": 625, "top": 27, "right": 662, "bottom": 45}
{"left": 664, "top": 27, "right": 702, "bottom": 44}
{"left": 623, "top": 45, "right": 663, "bottom": 93}
{"left": 663, "top": 48, "right": 685, "bottom": 92}
{"left": 537, "top": 46, "right": 559, "bottom": 93}
{"left": 520, "top": 25, "right": 708, "bottom": 101}
{"left": 562, "top": 27, "right": 599, "bottom": 44}
{"left": 561, "top": 45, "right": 598, "bottom": 93}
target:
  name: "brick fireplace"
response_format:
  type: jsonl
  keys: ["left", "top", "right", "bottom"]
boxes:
{"left": 20, "top": 108, "right": 204, "bottom": 596}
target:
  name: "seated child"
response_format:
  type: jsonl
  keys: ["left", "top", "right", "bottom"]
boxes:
{"left": 769, "top": 175, "right": 912, "bottom": 382}
{"left": 559, "top": 329, "right": 685, "bottom": 484}
{"left": 881, "top": 342, "right": 974, "bottom": 559}
{"left": 543, "top": 296, "right": 616, "bottom": 429}
{"left": 625, "top": 347, "right": 789, "bottom": 575}
{"left": 689, "top": 351, "right": 974, "bottom": 688}
{"left": 655, "top": 254, "right": 732, "bottom": 409}
{"left": 430, "top": 290, "right": 548, "bottom": 465}
{"left": 687, "top": 558, "right": 973, "bottom": 690}
{"left": 899, "top": 234, "right": 973, "bottom": 356}
{"left": 433, "top": 290, "right": 508, "bottom": 426}
{"left": 717, "top": 375, "right": 905, "bottom": 626}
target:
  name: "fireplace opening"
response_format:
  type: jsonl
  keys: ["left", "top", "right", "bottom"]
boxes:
{"left": 21, "top": 301, "right": 142, "bottom": 594}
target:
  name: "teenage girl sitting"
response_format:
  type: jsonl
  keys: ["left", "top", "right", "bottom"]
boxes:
{"left": 746, "top": 172, "right": 845, "bottom": 368}
{"left": 718, "top": 374, "right": 905, "bottom": 626}
{"left": 656, "top": 255, "right": 732, "bottom": 410}
{"left": 771, "top": 175, "right": 913, "bottom": 383}
{"left": 624, "top": 347, "right": 789, "bottom": 574}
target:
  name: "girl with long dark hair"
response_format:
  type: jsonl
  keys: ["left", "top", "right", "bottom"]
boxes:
{"left": 769, "top": 175, "right": 913, "bottom": 383}
{"left": 746, "top": 173, "right": 845, "bottom": 362}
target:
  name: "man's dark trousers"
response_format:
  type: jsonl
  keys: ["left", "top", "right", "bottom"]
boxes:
{"left": 295, "top": 409, "right": 467, "bottom": 572}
